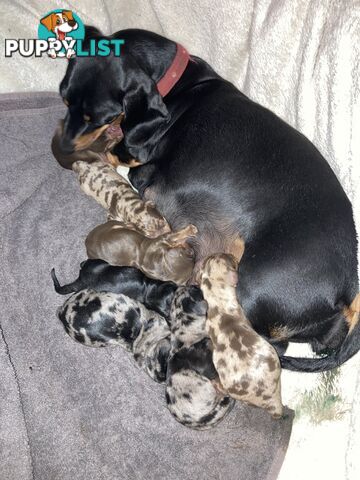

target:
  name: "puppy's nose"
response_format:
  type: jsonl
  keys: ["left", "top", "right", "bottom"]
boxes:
{"left": 68, "top": 19, "right": 76, "bottom": 27}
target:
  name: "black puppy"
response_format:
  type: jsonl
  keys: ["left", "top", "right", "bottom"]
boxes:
{"left": 57, "top": 27, "right": 359, "bottom": 372}
{"left": 51, "top": 259, "right": 177, "bottom": 320}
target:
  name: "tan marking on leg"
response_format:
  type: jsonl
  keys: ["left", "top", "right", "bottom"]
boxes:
{"left": 343, "top": 292, "right": 360, "bottom": 333}
{"left": 227, "top": 236, "right": 245, "bottom": 263}
{"left": 105, "top": 152, "right": 121, "bottom": 167}
{"left": 269, "top": 325, "right": 290, "bottom": 340}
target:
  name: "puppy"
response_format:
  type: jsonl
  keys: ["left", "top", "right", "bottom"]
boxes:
{"left": 51, "top": 116, "right": 124, "bottom": 170}
{"left": 198, "top": 254, "right": 283, "bottom": 418}
{"left": 57, "top": 289, "right": 170, "bottom": 383}
{"left": 40, "top": 10, "right": 78, "bottom": 58}
{"left": 51, "top": 259, "right": 177, "bottom": 320}
{"left": 166, "top": 286, "right": 235, "bottom": 429}
{"left": 85, "top": 221, "right": 197, "bottom": 285}
{"left": 73, "top": 160, "right": 170, "bottom": 238}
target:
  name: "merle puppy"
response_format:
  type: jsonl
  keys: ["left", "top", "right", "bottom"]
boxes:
{"left": 51, "top": 259, "right": 177, "bottom": 320}
{"left": 57, "top": 27, "right": 359, "bottom": 372}
{"left": 57, "top": 289, "right": 170, "bottom": 382}
{"left": 166, "top": 286, "right": 235, "bottom": 429}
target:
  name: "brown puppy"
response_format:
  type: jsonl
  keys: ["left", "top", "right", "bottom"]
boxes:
{"left": 86, "top": 221, "right": 197, "bottom": 285}
{"left": 72, "top": 160, "right": 170, "bottom": 238}
{"left": 198, "top": 253, "right": 283, "bottom": 418}
{"left": 51, "top": 115, "right": 124, "bottom": 170}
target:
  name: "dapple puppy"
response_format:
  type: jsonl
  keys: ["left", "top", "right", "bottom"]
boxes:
{"left": 57, "top": 289, "right": 170, "bottom": 383}
{"left": 73, "top": 160, "right": 170, "bottom": 238}
{"left": 85, "top": 221, "right": 197, "bottom": 285}
{"left": 166, "top": 286, "right": 235, "bottom": 429}
{"left": 51, "top": 259, "right": 177, "bottom": 320}
{"left": 198, "top": 254, "right": 283, "bottom": 418}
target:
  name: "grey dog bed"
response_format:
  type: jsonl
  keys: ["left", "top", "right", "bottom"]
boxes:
{"left": 0, "top": 92, "right": 293, "bottom": 480}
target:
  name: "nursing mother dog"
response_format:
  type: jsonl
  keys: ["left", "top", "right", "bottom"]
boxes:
{"left": 58, "top": 26, "right": 359, "bottom": 373}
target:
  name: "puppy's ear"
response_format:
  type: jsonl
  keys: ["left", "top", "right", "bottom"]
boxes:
{"left": 62, "top": 10, "right": 74, "bottom": 21}
{"left": 193, "top": 299, "right": 208, "bottom": 317}
{"left": 40, "top": 13, "right": 56, "bottom": 32}
{"left": 188, "top": 286, "right": 204, "bottom": 303}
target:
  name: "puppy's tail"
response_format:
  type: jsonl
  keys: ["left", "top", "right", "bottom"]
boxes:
{"left": 51, "top": 268, "right": 78, "bottom": 295}
{"left": 280, "top": 293, "right": 360, "bottom": 372}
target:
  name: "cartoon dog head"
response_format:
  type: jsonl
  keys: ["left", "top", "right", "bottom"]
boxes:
{"left": 40, "top": 10, "right": 78, "bottom": 40}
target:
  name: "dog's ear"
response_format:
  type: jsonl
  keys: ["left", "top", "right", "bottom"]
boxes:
{"left": 118, "top": 56, "right": 169, "bottom": 149}
{"left": 82, "top": 25, "right": 104, "bottom": 48}
{"left": 62, "top": 10, "right": 74, "bottom": 21}
{"left": 40, "top": 13, "right": 56, "bottom": 32}
{"left": 188, "top": 286, "right": 204, "bottom": 302}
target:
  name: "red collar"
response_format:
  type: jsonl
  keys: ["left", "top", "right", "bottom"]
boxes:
{"left": 156, "top": 43, "right": 190, "bottom": 97}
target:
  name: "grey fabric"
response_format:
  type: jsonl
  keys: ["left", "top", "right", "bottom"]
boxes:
{"left": 0, "top": 92, "right": 293, "bottom": 480}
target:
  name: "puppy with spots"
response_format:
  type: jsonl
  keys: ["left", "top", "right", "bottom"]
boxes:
{"left": 73, "top": 160, "right": 171, "bottom": 238}
{"left": 198, "top": 254, "right": 283, "bottom": 418}
{"left": 57, "top": 289, "right": 170, "bottom": 383}
{"left": 51, "top": 259, "right": 177, "bottom": 320}
{"left": 86, "top": 221, "right": 197, "bottom": 285}
{"left": 166, "top": 286, "right": 235, "bottom": 429}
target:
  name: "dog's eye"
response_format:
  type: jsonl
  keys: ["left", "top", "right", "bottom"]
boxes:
{"left": 83, "top": 114, "right": 91, "bottom": 123}
{"left": 63, "top": 98, "right": 69, "bottom": 107}
{"left": 56, "top": 19, "right": 61, "bottom": 25}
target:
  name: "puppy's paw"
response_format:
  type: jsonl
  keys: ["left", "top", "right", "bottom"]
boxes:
{"left": 48, "top": 48, "right": 56, "bottom": 58}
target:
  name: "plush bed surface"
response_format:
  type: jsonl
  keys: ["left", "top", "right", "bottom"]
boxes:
{"left": 0, "top": 92, "right": 294, "bottom": 480}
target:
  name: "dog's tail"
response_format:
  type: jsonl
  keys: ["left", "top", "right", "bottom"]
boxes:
{"left": 280, "top": 293, "right": 360, "bottom": 372}
{"left": 51, "top": 268, "right": 79, "bottom": 295}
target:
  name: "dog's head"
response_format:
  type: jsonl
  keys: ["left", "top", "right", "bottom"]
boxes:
{"left": 40, "top": 10, "right": 78, "bottom": 40}
{"left": 197, "top": 253, "right": 239, "bottom": 295}
{"left": 58, "top": 27, "right": 172, "bottom": 161}
{"left": 170, "top": 286, "right": 208, "bottom": 350}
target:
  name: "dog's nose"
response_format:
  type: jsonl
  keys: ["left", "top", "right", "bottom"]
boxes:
{"left": 59, "top": 136, "right": 75, "bottom": 154}
{"left": 68, "top": 19, "right": 76, "bottom": 27}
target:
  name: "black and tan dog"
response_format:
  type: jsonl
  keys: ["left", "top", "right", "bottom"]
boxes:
{"left": 57, "top": 26, "right": 359, "bottom": 372}
{"left": 51, "top": 259, "right": 177, "bottom": 320}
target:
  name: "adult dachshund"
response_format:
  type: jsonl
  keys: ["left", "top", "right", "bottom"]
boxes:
{"left": 57, "top": 26, "right": 359, "bottom": 372}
